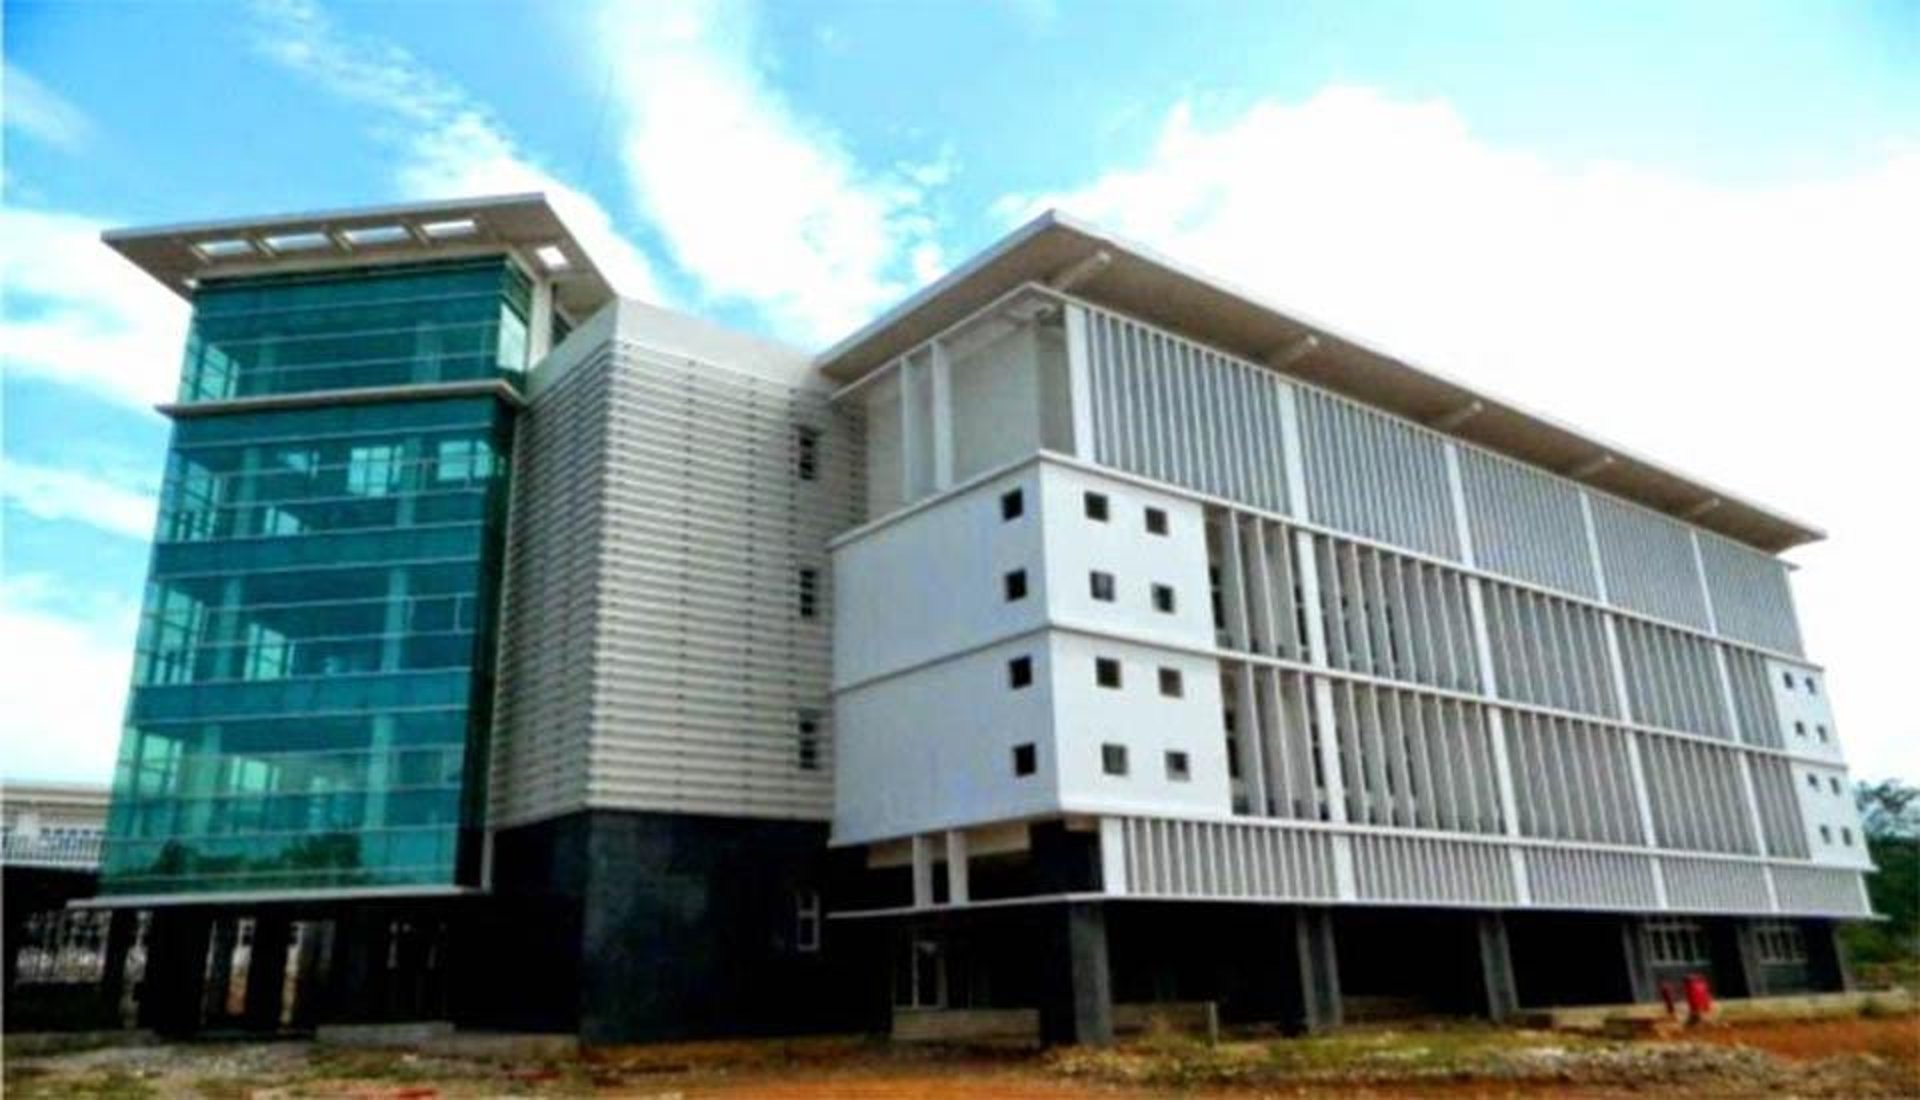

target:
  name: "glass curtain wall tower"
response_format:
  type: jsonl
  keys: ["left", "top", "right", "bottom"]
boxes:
{"left": 105, "top": 261, "right": 526, "bottom": 896}
{"left": 85, "top": 197, "right": 611, "bottom": 1033}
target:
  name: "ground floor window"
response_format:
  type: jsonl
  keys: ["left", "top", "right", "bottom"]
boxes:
{"left": 1647, "top": 919, "right": 1711, "bottom": 967}
{"left": 1755, "top": 921, "right": 1807, "bottom": 965}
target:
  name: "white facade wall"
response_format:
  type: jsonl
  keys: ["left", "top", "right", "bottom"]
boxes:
{"left": 828, "top": 286, "right": 1872, "bottom": 920}
{"left": 833, "top": 464, "right": 1226, "bottom": 843}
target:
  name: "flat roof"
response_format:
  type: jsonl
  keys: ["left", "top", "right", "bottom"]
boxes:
{"left": 817, "top": 211, "right": 1822, "bottom": 553}
{"left": 103, "top": 193, "right": 617, "bottom": 320}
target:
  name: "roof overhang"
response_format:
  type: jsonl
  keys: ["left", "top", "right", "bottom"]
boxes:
{"left": 102, "top": 193, "right": 616, "bottom": 320}
{"left": 816, "top": 211, "right": 1823, "bottom": 554}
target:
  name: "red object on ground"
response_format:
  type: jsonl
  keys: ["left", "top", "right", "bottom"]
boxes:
{"left": 1684, "top": 973, "right": 1714, "bottom": 1022}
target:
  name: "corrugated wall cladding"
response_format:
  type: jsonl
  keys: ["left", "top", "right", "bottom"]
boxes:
{"left": 1613, "top": 618, "right": 1731, "bottom": 738}
{"left": 1503, "top": 712, "right": 1641, "bottom": 846}
{"left": 1698, "top": 533, "right": 1804, "bottom": 655}
{"left": 1312, "top": 534, "right": 1480, "bottom": 693}
{"left": 1748, "top": 755, "right": 1810, "bottom": 859}
{"left": 491, "top": 348, "right": 614, "bottom": 825}
{"left": 1350, "top": 833, "right": 1516, "bottom": 905}
{"left": 1638, "top": 734, "right": 1759, "bottom": 856}
{"left": 1083, "top": 307, "right": 1291, "bottom": 514}
{"left": 1590, "top": 496, "right": 1710, "bottom": 628}
{"left": 1459, "top": 448, "right": 1598, "bottom": 597}
{"left": 1772, "top": 865, "right": 1868, "bottom": 916}
{"left": 1326, "top": 679, "right": 1505, "bottom": 835}
{"left": 491, "top": 339, "right": 861, "bottom": 828}
{"left": 1525, "top": 848, "right": 1661, "bottom": 909}
{"left": 1297, "top": 390, "right": 1459, "bottom": 560}
{"left": 1118, "top": 817, "right": 1337, "bottom": 899}
{"left": 1661, "top": 856, "right": 1771, "bottom": 912}
{"left": 1724, "top": 647, "right": 1783, "bottom": 748}
{"left": 1481, "top": 582, "right": 1617, "bottom": 718}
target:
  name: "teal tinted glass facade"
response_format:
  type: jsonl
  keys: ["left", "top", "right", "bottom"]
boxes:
{"left": 177, "top": 259, "right": 531, "bottom": 402}
{"left": 100, "top": 259, "right": 525, "bottom": 896}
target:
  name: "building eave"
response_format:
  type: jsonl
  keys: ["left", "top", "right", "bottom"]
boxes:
{"left": 102, "top": 192, "right": 617, "bottom": 321}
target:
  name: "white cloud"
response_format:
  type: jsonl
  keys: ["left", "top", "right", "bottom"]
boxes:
{"left": 2, "top": 461, "right": 159, "bottom": 541}
{"left": 592, "top": 0, "right": 951, "bottom": 344}
{"left": 2, "top": 63, "right": 95, "bottom": 150}
{"left": 1004, "top": 86, "right": 1920, "bottom": 781}
{"left": 0, "top": 575, "right": 139, "bottom": 785}
{"left": 249, "top": 0, "right": 666, "bottom": 302}
{"left": 0, "top": 206, "right": 187, "bottom": 410}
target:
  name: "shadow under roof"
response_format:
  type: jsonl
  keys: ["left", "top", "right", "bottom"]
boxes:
{"left": 103, "top": 193, "right": 617, "bottom": 320}
{"left": 816, "top": 211, "right": 1821, "bottom": 554}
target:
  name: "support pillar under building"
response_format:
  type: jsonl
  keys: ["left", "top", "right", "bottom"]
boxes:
{"left": 1039, "top": 902, "right": 1112, "bottom": 1045}
{"left": 1476, "top": 913, "right": 1519, "bottom": 1022}
{"left": 1620, "top": 917, "right": 1657, "bottom": 1003}
{"left": 138, "top": 908, "right": 212, "bottom": 1036}
{"left": 243, "top": 915, "right": 293, "bottom": 1031}
{"left": 1709, "top": 918, "right": 1762, "bottom": 999}
{"left": 1804, "top": 919, "right": 1853, "bottom": 993}
{"left": 1289, "top": 907, "right": 1342, "bottom": 1033}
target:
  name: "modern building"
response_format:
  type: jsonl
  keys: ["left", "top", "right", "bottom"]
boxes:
{"left": 45, "top": 193, "right": 1868, "bottom": 1043}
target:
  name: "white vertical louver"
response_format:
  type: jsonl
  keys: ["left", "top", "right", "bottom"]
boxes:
{"left": 1459, "top": 448, "right": 1599, "bottom": 597}
{"left": 1697, "top": 531, "right": 1805, "bottom": 655}
{"left": 1589, "top": 496, "right": 1711, "bottom": 629}
{"left": 1082, "top": 307, "right": 1292, "bottom": 514}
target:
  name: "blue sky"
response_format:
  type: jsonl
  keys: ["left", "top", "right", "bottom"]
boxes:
{"left": 3, "top": 0, "right": 1916, "bottom": 784}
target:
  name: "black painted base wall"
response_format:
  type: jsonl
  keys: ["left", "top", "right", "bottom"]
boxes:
{"left": 485, "top": 809, "right": 867, "bottom": 1044}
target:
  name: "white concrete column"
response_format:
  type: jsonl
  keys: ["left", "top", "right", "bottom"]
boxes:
{"left": 911, "top": 834, "right": 934, "bottom": 908}
{"left": 944, "top": 828, "right": 969, "bottom": 904}
{"left": 1063, "top": 305, "right": 1095, "bottom": 460}
{"left": 930, "top": 339, "right": 954, "bottom": 490}
{"left": 527, "top": 276, "right": 555, "bottom": 364}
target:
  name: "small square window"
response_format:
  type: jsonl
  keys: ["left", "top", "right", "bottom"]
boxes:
{"left": 1101, "top": 743, "right": 1129, "bottom": 776}
{"left": 1782, "top": 671, "right": 1795, "bottom": 690}
{"left": 1001, "top": 489, "right": 1024, "bottom": 521}
{"left": 794, "top": 425, "right": 820, "bottom": 481}
{"left": 1830, "top": 777, "right": 1842, "bottom": 795}
{"left": 797, "top": 568, "right": 819, "bottom": 620}
{"left": 796, "top": 713, "right": 822, "bottom": 772}
{"left": 1816, "top": 725, "right": 1829, "bottom": 742}
{"left": 1841, "top": 827, "right": 1852, "bottom": 846}
{"left": 1807, "top": 773, "right": 1820, "bottom": 791}
{"left": 1794, "top": 721, "right": 1807, "bottom": 738}
{"left": 1144, "top": 507, "right": 1169, "bottom": 535}
{"left": 1151, "top": 583, "right": 1176, "bottom": 614}
{"left": 1095, "top": 657, "right": 1122, "bottom": 689}
{"left": 1807, "top": 678, "right": 1819, "bottom": 696}
{"left": 1158, "top": 667, "right": 1184, "bottom": 698}
{"left": 1008, "top": 655, "right": 1033, "bottom": 690}
{"left": 1084, "top": 492, "right": 1109, "bottom": 521}
{"left": 1090, "top": 571, "right": 1116, "bottom": 602}
{"left": 1004, "top": 569, "right": 1028, "bottom": 602}
{"left": 1013, "top": 743, "right": 1037, "bottom": 777}
{"left": 1819, "top": 825, "right": 1832, "bottom": 844}
{"left": 1165, "top": 750, "right": 1191, "bottom": 782}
